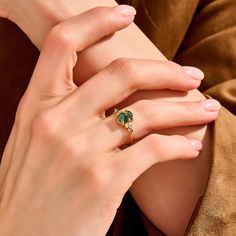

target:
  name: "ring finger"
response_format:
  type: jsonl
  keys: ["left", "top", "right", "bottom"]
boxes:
{"left": 90, "top": 99, "right": 220, "bottom": 151}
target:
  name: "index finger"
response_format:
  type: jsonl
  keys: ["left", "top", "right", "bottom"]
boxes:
{"left": 30, "top": 5, "right": 136, "bottom": 96}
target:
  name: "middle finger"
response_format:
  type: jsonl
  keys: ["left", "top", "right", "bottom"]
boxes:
{"left": 68, "top": 59, "right": 204, "bottom": 117}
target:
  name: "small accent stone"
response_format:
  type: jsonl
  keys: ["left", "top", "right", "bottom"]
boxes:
{"left": 114, "top": 108, "right": 120, "bottom": 114}
{"left": 128, "top": 127, "right": 133, "bottom": 134}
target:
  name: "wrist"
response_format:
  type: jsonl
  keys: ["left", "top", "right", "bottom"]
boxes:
{"left": 8, "top": 0, "right": 60, "bottom": 49}
{"left": 9, "top": 0, "right": 118, "bottom": 49}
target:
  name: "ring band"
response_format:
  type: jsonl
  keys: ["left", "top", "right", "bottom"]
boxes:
{"left": 114, "top": 108, "right": 134, "bottom": 135}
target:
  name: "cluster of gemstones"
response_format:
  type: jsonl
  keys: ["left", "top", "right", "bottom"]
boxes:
{"left": 114, "top": 108, "right": 134, "bottom": 134}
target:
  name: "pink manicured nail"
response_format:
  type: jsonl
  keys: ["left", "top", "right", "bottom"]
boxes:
{"left": 189, "top": 139, "right": 203, "bottom": 151}
{"left": 201, "top": 99, "right": 221, "bottom": 111}
{"left": 115, "top": 5, "right": 136, "bottom": 16}
{"left": 183, "top": 66, "right": 205, "bottom": 80}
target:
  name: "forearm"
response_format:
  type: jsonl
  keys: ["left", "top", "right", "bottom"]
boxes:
{"left": 10, "top": 0, "right": 164, "bottom": 61}
{"left": 8, "top": 1, "right": 211, "bottom": 235}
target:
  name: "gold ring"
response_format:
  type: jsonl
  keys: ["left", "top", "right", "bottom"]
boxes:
{"left": 114, "top": 108, "right": 134, "bottom": 135}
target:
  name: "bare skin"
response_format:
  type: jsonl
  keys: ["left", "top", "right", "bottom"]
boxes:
{"left": 0, "top": 8, "right": 221, "bottom": 236}
{"left": 0, "top": 0, "right": 218, "bottom": 235}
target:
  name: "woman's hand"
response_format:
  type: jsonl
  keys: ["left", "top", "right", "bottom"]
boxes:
{"left": 0, "top": 1, "right": 221, "bottom": 234}
{"left": 0, "top": 6, "right": 220, "bottom": 235}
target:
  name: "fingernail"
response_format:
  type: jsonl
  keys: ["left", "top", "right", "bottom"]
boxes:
{"left": 115, "top": 5, "right": 136, "bottom": 16}
{"left": 201, "top": 99, "right": 221, "bottom": 111}
{"left": 183, "top": 66, "right": 204, "bottom": 80}
{"left": 189, "top": 139, "right": 202, "bottom": 151}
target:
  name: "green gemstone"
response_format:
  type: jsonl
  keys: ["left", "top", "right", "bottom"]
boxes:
{"left": 125, "top": 110, "right": 133, "bottom": 121}
{"left": 116, "top": 109, "right": 133, "bottom": 128}
{"left": 124, "top": 114, "right": 129, "bottom": 123}
{"left": 117, "top": 112, "right": 126, "bottom": 125}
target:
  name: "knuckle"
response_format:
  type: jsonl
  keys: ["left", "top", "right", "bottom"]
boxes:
{"left": 60, "top": 139, "right": 78, "bottom": 158}
{"left": 183, "top": 102, "right": 200, "bottom": 118}
{"left": 90, "top": 7, "right": 121, "bottom": 27}
{"left": 51, "top": 137, "right": 89, "bottom": 168}
{"left": 46, "top": 24, "right": 74, "bottom": 50}
{"left": 109, "top": 58, "right": 133, "bottom": 75}
{"left": 144, "top": 134, "right": 161, "bottom": 153}
{"left": 144, "top": 134, "right": 156, "bottom": 146}
{"left": 109, "top": 58, "right": 138, "bottom": 87}
{"left": 165, "top": 61, "right": 185, "bottom": 80}
{"left": 74, "top": 142, "right": 88, "bottom": 157}
{"left": 133, "top": 100, "right": 154, "bottom": 114}
{"left": 133, "top": 100, "right": 149, "bottom": 114}
{"left": 161, "top": 61, "right": 188, "bottom": 89}
{"left": 32, "top": 110, "right": 59, "bottom": 139}
{"left": 86, "top": 164, "right": 111, "bottom": 190}
{"left": 166, "top": 60, "right": 182, "bottom": 72}
{"left": 52, "top": 139, "right": 80, "bottom": 167}
{"left": 172, "top": 135, "right": 189, "bottom": 146}
{"left": 90, "top": 7, "right": 111, "bottom": 20}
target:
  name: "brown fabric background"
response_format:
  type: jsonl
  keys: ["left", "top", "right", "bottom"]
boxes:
{"left": 0, "top": 0, "right": 236, "bottom": 235}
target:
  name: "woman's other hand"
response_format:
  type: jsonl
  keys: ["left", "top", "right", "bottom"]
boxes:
{"left": 0, "top": 5, "right": 220, "bottom": 236}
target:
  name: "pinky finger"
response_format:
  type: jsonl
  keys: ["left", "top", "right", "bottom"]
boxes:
{"left": 111, "top": 134, "right": 202, "bottom": 184}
